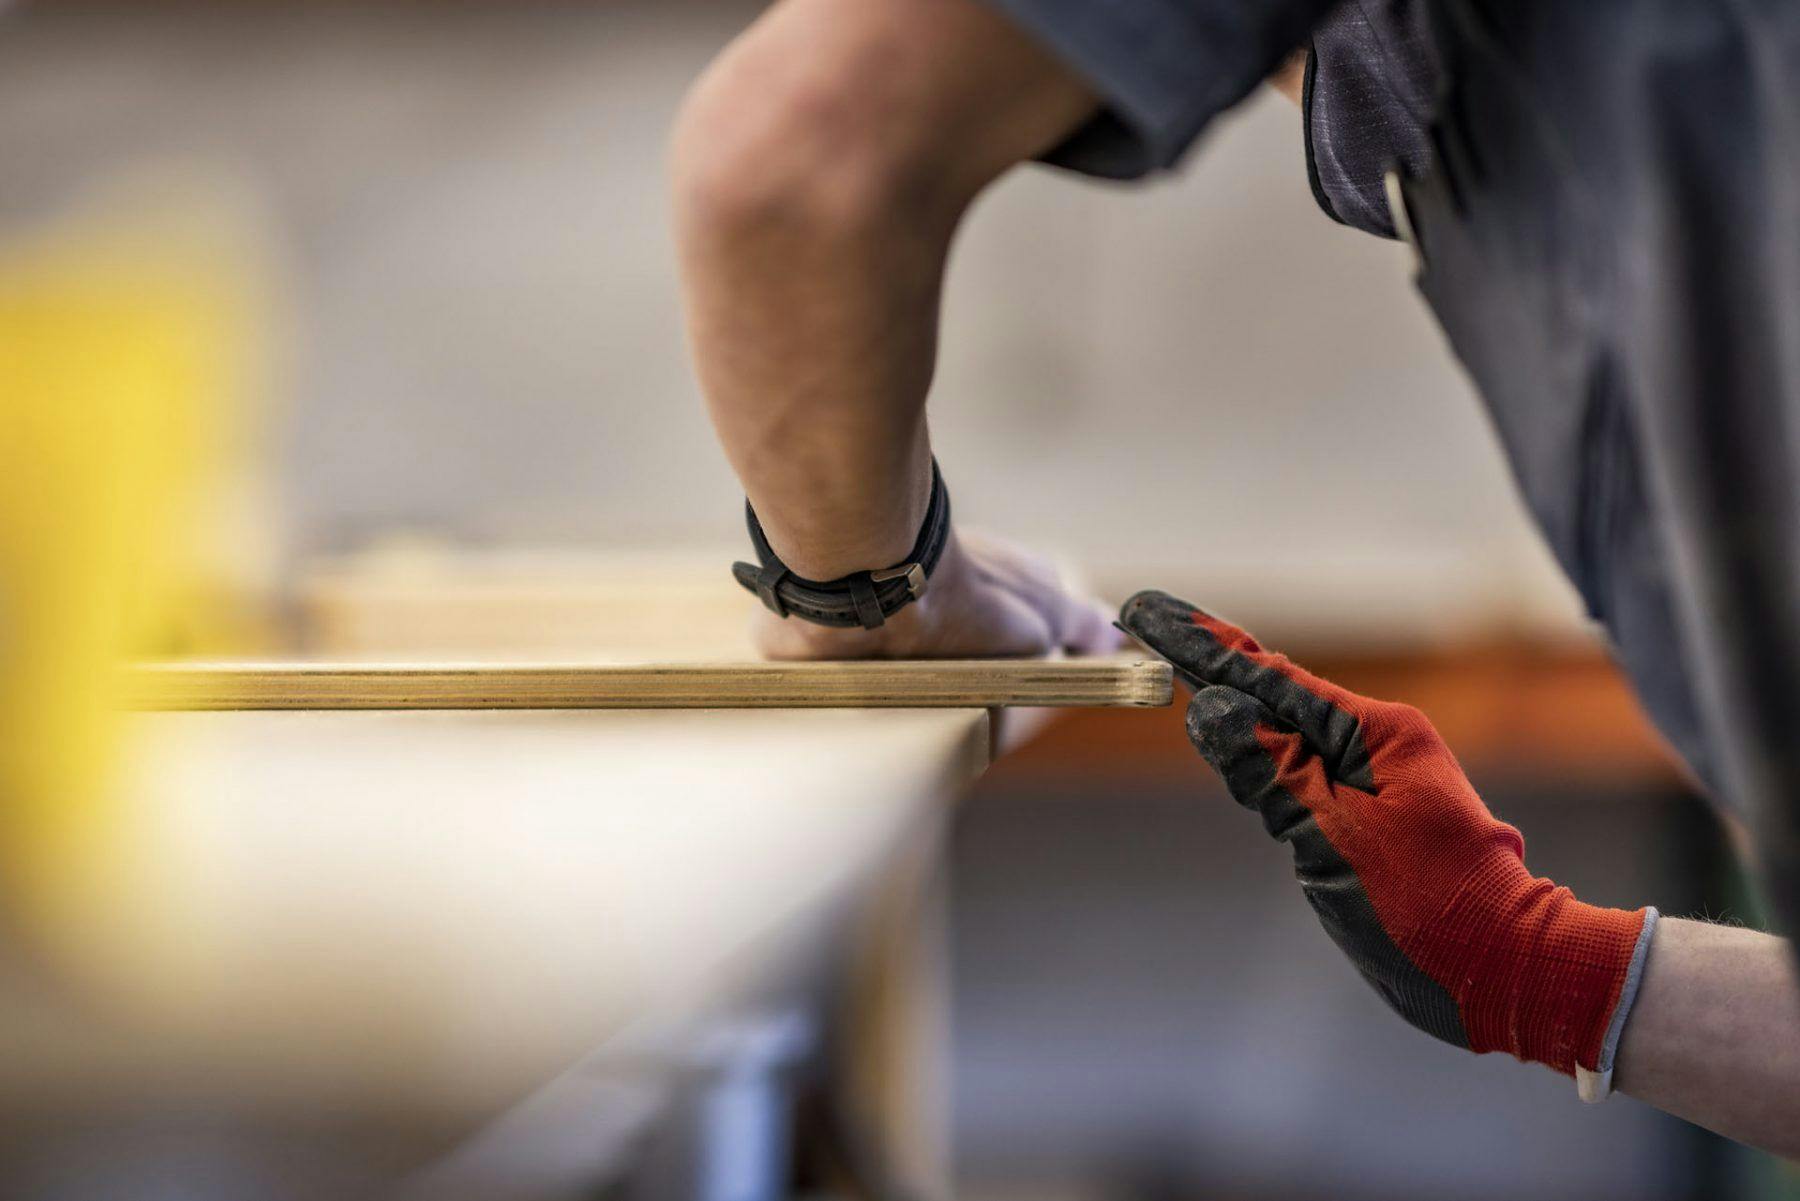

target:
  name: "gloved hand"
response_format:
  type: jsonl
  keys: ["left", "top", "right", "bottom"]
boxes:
{"left": 1119, "top": 590, "right": 1658, "bottom": 1094}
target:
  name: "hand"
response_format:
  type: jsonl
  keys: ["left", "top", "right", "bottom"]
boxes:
{"left": 1118, "top": 589, "right": 1657, "bottom": 1085}
{"left": 753, "top": 529, "right": 1121, "bottom": 660}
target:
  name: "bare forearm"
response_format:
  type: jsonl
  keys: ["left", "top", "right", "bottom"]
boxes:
{"left": 674, "top": 79, "right": 950, "bottom": 577}
{"left": 1617, "top": 916, "right": 1800, "bottom": 1157}
{"left": 679, "top": 195, "right": 941, "bottom": 578}
{"left": 672, "top": 0, "right": 1094, "bottom": 580}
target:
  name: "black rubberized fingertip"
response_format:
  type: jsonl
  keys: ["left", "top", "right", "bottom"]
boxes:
{"left": 1117, "top": 589, "right": 1191, "bottom": 638}
{"left": 1118, "top": 589, "right": 1218, "bottom": 688}
{"left": 1118, "top": 589, "right": 1215, "bottom": 650}
{"left": 1184, "top": 685, "right": 1270, "bottom": 780}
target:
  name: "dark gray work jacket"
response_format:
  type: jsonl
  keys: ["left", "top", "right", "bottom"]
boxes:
{"left": 979, "top": 0, "right": 1800, "bottom": 927}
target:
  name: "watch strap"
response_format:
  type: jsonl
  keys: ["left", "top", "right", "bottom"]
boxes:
{"left": 731, "top": 461, "right": 949, "bottom": 630}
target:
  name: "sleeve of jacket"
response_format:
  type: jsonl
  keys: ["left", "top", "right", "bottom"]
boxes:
{"left": 975, "top": 0, "right": 1341, "bottom": 179}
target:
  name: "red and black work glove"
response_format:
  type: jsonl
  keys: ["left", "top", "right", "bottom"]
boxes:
{"left": 1119, "top": 590, "right": 1659, "bottom": 1099}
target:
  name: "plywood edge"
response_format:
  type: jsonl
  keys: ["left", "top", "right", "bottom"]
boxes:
{"left": 121, "top": 658, "right": 1174, "bottom": 711}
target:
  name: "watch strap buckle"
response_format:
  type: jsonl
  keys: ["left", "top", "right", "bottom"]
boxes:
{"left": 869, "top": 561, "right": 927, "bottom": 601}
{"left": 732, "top": 459, "right": 948, "bottom": 629}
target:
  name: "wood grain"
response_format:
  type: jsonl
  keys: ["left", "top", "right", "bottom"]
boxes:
{"left": 123, "top": 657, "right": 1173, "bottom": 711}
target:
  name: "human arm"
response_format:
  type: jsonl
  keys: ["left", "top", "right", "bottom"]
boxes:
{"left": 1618, "top": 916, "right": 1800, "bottom": 1157}
{"left": 1119, "top": 589, "right": 1800, "bottom": 1159}
{"left": 671, "top": 0, "right": 1115, "bottom": 658}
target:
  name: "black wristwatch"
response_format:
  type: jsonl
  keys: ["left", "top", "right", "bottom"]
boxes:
{"left": 731, "top": 461, "right": 950, "bottom": 630}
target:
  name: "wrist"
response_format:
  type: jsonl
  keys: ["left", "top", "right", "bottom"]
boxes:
{"left": 776, "top": 522, "right": 920, "bottom": 584}
{"left": 1450, "top": 863, "right": 1655, "bottom": 1076}
{"left": 750, "top": 449, "right": 934, "bottom": 582}
{"left": 751, "top": 526, "right": 972, "bottom": 658}
{"left": 735, "top": 457, "right": 948, "bottom": 632}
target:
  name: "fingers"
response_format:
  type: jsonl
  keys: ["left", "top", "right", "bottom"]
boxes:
{"left": 1120, "top": 589, "right": 1374, "bottom": 791}
{"left": 1118, "top": 589, "right": 1343, "bottom": 702}
{"left": 962, "top": 530, "right": 1121, "bottom": 656}
{"left": 1185, "top": 685, "right": 1279, "bottom": 802}
{"left": 1188, "top": 685, "right": 1361, "bottom": 859}
{"left": 1057, "top": 597, "right": 1125, "bottom": 656}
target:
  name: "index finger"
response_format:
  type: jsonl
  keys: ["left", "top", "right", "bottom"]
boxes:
{"left": 1118, "top": 589, "right": 1374, "bottom": 791}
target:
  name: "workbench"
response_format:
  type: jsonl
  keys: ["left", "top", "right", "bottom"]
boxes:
{"left": 10, "top": 554, "right": 1170, "bottom": 1199}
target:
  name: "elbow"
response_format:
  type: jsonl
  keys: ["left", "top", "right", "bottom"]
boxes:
{"left": 670, "top": 41, "right": 961, "bottom": 255}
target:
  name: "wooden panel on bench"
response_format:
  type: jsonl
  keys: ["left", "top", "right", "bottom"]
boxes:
{"left": 122, "top": 657, "right": 1174, "bottom": 711}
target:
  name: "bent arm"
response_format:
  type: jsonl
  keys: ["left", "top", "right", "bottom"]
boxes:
{"left": 1618, "top": 917, "right": 1800, "bottom": 1158}
{"left": 672, "top": 0, "right": 1117, "bottom": 657}
{"left": 671, "top": 0, "right": 1091, "bottom": 579}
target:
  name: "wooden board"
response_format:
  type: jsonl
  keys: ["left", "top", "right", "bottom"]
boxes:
{"left": 122, "top": 657, "right": 1173, "bottom": 712}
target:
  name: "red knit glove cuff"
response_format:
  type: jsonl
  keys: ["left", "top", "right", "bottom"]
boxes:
{"left": 1448, "top": 866, "right": 1658, "bottom": 1077}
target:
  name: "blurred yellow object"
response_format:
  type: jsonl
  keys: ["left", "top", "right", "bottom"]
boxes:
{"left": 0, "top": 181, "right": 270, "bottom": 957}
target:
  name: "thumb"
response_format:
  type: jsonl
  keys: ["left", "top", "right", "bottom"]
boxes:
{"left": 1184, "top": 685, "right": 1285, "bottom": 811}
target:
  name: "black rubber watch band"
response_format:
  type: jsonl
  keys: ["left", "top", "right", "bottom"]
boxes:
{"left": 730, "top": 461, "right": 950, "bottom": 630}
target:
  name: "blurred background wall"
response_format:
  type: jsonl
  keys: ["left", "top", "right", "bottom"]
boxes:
{"left": 0, "top": 0, "right": 1584, "bottom": 640}
{"left": 0, "top": 3, "right": 1784, "bottom": 1199}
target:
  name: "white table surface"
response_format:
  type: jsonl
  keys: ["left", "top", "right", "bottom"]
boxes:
{"left": 6, "top": 707, "right": 989, "bottom": 1123}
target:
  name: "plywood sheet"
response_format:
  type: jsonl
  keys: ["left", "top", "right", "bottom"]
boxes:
{"left": 124, "top": 657, "right": 1173, "bottom": 711}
